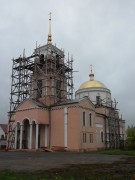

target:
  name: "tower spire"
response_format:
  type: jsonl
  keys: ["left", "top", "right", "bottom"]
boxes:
{"left": 89, "top": 64, "right": 94, "bottom": 81}
{"left": 48, "top": 12, "right": 52, "bottom": 44}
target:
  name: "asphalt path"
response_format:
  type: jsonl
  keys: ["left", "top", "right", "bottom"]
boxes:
{"left": 0, "top": 151, "right": 128, "bottom": 172}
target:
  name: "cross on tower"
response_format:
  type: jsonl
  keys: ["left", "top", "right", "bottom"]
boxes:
{"left": 90, "top": 64, "right": 93, "bottom": 73}
{"left": 49, "top": 12, "right": 52, "bottom": 20}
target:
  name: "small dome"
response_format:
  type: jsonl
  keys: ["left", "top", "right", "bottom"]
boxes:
{"left": 79, "top": 80, "right": 107, "bottom": 89}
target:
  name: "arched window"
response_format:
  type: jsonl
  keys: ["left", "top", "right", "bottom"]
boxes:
{"left": 101, "top": 131, "right": 104, "bottom": 143}
{"left": 89, "top": 113, "right": 92, "bottom": 127}
{"left": 90, "top": 133, "right": 93, "bottom": 143}
{"left": 82, "top": 112, "right": 85, "bottom": 126}
{"left": 82, "top": 132, "right": 86, "bottom": 143}
{"left": 96, "top": 93, "right": 100, "bottom": 105}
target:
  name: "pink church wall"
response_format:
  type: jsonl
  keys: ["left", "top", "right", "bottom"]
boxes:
{"left": 15, "top": 108, "right": 49, "bottom": 124}
{"left": 67, "top": 107, "right": 80, "bottom": 151}
{"left": 50, "top": 105, "right": 81, "bottom": 151}
{"left": 78, "top": 107, "right": 97, "bottom": 151}
{"left": 95, "top": 115, "right": 105, "bottom": 149}
{"left": 78, "top": 99, "right": 98, "bottom": 151}
{"left": 50, "top": 108, "right": 64, "bottom": 148}
{"left": 12, "top": 98, "right": 125, "bottom": 151}
{"left": 16, "top": 100, "right": 36, "bottom": 110}
{"left": 40, "top": 125, "right": 45, "bottom": 147}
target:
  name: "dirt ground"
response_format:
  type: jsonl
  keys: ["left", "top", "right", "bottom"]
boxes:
{"left": 0, "top": 151, "right": 133, "bottom": 172}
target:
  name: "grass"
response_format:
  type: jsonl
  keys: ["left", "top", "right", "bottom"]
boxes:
{"left": 0, "top": 162, "right": 135, "bottom": 180}
{"left": 98, "top": 149, "right": 135, "bottom": 156}
{"left": 0, "top": 150, "right": 135, "bottom": 179}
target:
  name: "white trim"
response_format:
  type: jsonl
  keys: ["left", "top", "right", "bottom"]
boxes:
{"left": 96, "top": 124, "right": 103, "bottom": 128}
{"left": 29, "top": 123, "right": 33, "bottom": 149}
{"left": 14, "top": 125, "right": 18, "bottom": 149}
{"left": 20, "top": 117, "right": 30, "bottom": 125}
{"left": 20, "top": 125, "right": 23, "bottom": 149}
{"left": 45, "top": 125, "right": 48, "bottom": 147}
{"left": 35, "top": 124, "right": 39, "bottom": 149}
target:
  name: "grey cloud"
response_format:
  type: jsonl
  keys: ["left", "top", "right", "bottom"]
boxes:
{"left": 0, "top": 0, "right": 135, "bottom": 126}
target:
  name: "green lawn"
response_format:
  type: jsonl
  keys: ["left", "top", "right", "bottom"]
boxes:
{"left": 0, "top": 162, "right": 134, "bottom": 180}
{"left": 98, "top": 149, "right": 135, "bottom": 156}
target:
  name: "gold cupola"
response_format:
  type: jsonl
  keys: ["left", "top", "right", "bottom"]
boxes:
{"left": 79, "top": 65, "right": 107, "bottom": 89}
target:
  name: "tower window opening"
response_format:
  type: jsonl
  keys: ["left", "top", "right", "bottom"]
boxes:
{"left": 56, "top": 80, "right": 61, "bottom": 98}
{"left": 39, "top": 54, "right": 44, "bottom": 64}
{"left": 37, "top": 80, "right": 42, "bottom": 98}
{"left": 56, "top": 54, "right": 60, "bottom": 67}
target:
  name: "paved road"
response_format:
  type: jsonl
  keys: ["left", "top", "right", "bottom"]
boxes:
{"left": 0, "top": 151, "right": 128, "bottom": 172}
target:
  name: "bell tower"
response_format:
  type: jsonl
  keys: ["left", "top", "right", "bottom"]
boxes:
{"left": 32, "top": 14, "right": 74, "bottom": 106}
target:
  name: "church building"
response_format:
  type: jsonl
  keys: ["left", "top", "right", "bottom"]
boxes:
{"left": 7, "top": 15, "right": 125, "bottom": 151}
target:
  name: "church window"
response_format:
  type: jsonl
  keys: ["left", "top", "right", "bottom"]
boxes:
{"left": 51, "top": 79, "right": 54, "bottom": 95}
{"left": 83, "top": 133, "right": 86, "bottom": 143}
{"left": 83, "top": 112, "right": 86, "bottom": 126}
{"left": 90, "top": 133, "right": 93, "bottom": 143}
{"left": 96, "top": 95, "right": 100, "bottom": 105}
{"left": 37, "top": 80, "right": 42, "bottom": 98}
{"left": 1, "top": 135, "right": 4, "bottom": 140}
{"left": 89, "top": 113, "right": 92, "bottom": 127}
{"left": 101, "top": 131, "right": 104, "bottom": 143}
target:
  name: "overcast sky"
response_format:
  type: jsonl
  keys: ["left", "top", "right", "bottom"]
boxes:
{"left": 0, "top": 0, "right": 135, "bottom": 126}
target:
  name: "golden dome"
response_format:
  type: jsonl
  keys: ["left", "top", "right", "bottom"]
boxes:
{"left": 79, "top": 80, "right": 107, "bottom": 89}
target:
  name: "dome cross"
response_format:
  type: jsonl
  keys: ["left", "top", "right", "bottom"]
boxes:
{"left": 89, "top": 64, "right": 94, "bottom": 81}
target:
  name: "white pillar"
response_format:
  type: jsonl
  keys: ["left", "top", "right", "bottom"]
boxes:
{"left": 29, "top": 123, "right": 33, "bottom": 149}
{"left": 64, "top": 107, "right": 68, "bottom": 148}
{"left": 14, "top": 124, "right": 18, "bottom": 149}
{"left": 20, "top": 125, "right": 23, "bottom": 149}
{"left": 35, "top": 124, "right": 39, "bottom": 149}
{"left": 45, "top": 125, "right": 48, "bottom": 147}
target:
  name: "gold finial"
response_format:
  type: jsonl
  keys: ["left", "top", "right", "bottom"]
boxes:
{"left": 48, "top": 12, "right": 52, "bottom": 44}
{"left": 89, "top": 64, "right": 94, "bottom": 81}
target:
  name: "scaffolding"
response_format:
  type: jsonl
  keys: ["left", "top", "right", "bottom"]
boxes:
{"left": 7, "top": 44, "right": 74, "bottom": 149}
{"left": 96, "top": 99, "right": 125, "bottom": 149}
{"left": 104, "top": 107, "right": 120, "bottom": 149}
{"left": 104, "top": 107, "right": 125, "bottom": 149}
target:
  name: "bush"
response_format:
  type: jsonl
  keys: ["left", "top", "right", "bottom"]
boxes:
{"left": 126, "top": 126, "right": 135, "bottom": 150}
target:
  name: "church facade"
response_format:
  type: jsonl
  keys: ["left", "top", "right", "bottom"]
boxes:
{"left": 7, "top": 16, "right": 125, "bottom": 151}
